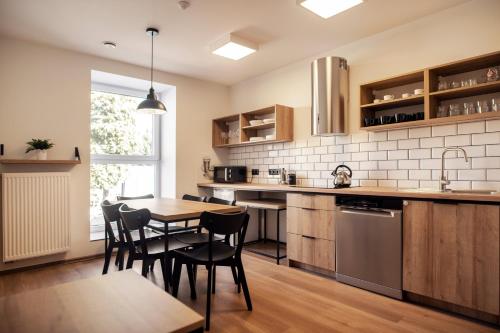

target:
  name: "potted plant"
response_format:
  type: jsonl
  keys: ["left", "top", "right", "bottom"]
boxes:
{"left": 26, "top": 139, "right": 55, "bottom": 160}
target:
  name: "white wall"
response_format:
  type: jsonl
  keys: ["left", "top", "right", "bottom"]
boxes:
{"left": 227, "top": 0, "right": 500, "bottom": 191}
{"left": 0, "top": 36, "right": 229, "bottom": 271}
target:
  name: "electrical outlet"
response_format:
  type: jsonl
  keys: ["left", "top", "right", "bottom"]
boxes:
{"left": 252, "top": 169, "right": 259, "bottom": 176}
{"left": 268, "top": 168, "right": 280, "bottom": 175}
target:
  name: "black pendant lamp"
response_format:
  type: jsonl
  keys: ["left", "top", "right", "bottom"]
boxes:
{"left": 137, "top": 27, "right": 166, "bottom": 114}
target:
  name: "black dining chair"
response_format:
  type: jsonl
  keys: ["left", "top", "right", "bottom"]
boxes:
{"left": 172, "top": 211, "right": 252, "bottom": 331}
{"left": 119, "top": 204, "right": 189, "bottom": 290}
{"left": 100, "top": 200, "right": 162, "bottom": 274}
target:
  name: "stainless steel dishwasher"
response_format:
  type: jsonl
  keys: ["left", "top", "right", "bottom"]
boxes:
{"left": 334, "top": 196, "right": 403, "bottom": 299}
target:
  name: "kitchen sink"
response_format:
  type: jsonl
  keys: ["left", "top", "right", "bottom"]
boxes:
{"left": 398, "top": 188, "right": 497, "bottom": 195}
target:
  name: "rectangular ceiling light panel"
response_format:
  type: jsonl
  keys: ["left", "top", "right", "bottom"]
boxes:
{"left": 298, "top": 0, "right": 363, "bottom": 19}
{"left": 211, "top": 33, "right": 258, "bottom": 60}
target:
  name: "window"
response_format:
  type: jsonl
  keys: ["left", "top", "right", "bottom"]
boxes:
{"left": 89, "top": 87, "right": 161, "bottom": 240}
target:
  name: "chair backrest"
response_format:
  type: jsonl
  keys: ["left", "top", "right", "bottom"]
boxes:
{"left": 117, "top": 194, "right": 154, "bottom": 201}
{"left": 100, "top": 200, "right": 125, "bottom": 243}
{"left": 199, "top": 211, "right": 249, "bottom": 260}
{"left": 119, "top": 204, "right": 152, "bottom": 254}
{"left": 207, "top": 197, "right": 236, "bottom": 206}
{"left": 182, "top": 194, "right": 207, "bottom": 202}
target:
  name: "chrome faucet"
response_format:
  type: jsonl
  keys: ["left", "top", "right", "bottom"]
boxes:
{"left": 440, "top": 147, "right": 469, "bottom": 192}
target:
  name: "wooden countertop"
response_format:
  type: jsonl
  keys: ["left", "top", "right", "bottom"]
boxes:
{"left": 197, "top": 182, "right": 500, "bottom": 203}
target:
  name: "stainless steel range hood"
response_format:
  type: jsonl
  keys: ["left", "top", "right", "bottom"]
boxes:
{"left": 311, "top": 56, "right": 348, "bottom": 135}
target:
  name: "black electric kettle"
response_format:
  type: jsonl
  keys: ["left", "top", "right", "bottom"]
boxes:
{"left": 332, "top": 164, "right": 352, "bottom": 188}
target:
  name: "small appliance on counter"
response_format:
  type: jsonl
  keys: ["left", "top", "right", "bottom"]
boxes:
{"left": 287, "top": 172, "right": 296, "bottom": 185}
{"left": 332, "top": 164, "right": 352, "bottom": 188}
{"left": 213, "top": 166, "right": 247, "bottom": 183}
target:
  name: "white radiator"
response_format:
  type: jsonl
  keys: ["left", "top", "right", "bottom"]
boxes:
{"left": 1, "top": 173, "right": 71, "bottom": 262}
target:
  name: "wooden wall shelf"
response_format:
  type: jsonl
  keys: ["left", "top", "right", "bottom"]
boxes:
{"left": 0, "top": 159, "right": 81, "bottom": 165}
{"left": 213, "top": 105, "right": 293, "bottom": 148}
{"left": 360, "top": 51, "right": 500, "bottom": 131}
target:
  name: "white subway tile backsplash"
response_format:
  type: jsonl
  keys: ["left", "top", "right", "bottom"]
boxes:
{"left": 388, "top": 129, "right": 408, "bottom": 140}
{"left": 388, "top": 150, "right": 408, "bottom": 160}
{"left": 398, "top": 139, "right": 419, "bottom": 149}
{"left": 378, "top": 141, "right": 398, "bottom": 151}
{"left": 360, "top": 142, "right": 377, "bottom": 152}
{"left": 486, "top": 119, "right": 500, "bottom": 132}
{"left": 409, "top": 127, "right": 431, "bottom": 138}
{"left": 458, "top": 169, "right": 485, "bottom": 181}
{"left": 445, "top": 135, "right": 471, "bottom": 147}
{"left": 487, "top": 144, "right": 500, "bottom": 156}
{"left": 448, "top": 181, "right": 471, "bottom": 190}
{"left": 420, "top": 137, "right": 444, "bottom": 148}
{"left": 409, "top": 170, "right": 431, "bottom": 180}
{"left": 458, "top": 121, "right": 485, "bottom": 134}
{"left": 472, "top": 132, "right": 500, "bottom": 145}
{"left": 229, "top": 120, "right": 500, "bottom": 188}
{"left": 378, "top": 160, "right": 398, "bottom": 170}
{"left": 409, "top": 148, "right": 431, "bottom": 159}
{"left": 432, "top": 124, "right": 457, "bottom": 137}
{"left": 369, "top": 151, "right": 387, "bottom": 161}
{"left": 399, "top": 160, "right": 419, "bottom": 169}
{"left": 369, "top": 131, "right": 388, "bottom": 142}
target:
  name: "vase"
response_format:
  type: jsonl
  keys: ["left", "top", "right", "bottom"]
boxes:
{"left": 36, "top": 150, "right": 48, "bottom": 160}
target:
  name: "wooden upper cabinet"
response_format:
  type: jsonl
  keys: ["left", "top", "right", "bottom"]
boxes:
{"left": 403, "top": 200, "right": 500, "bottom": 315}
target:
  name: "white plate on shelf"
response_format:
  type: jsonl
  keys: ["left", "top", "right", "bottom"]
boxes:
{"left": 249, "top": 137, "right": 265, "bottom": 142}
{"left": 265, "top": 134, "right": 275, "bottom": 140}
{"left": 249, "top": 120, "right": 263, "bottom": 126}
{"left": 262, "top": 118, "right": 274, "bottom": 124}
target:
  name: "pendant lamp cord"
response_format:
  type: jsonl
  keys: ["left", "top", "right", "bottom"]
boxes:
{"left": 150, "top": 32, "right": 154, "bottom": 90}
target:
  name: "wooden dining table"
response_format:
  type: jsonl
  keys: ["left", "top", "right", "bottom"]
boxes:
{"left": 0, "top": 270, "right": 204, "bottom": 333}
{"left": 118, "top": 198, "right": 242, "bottom": 291}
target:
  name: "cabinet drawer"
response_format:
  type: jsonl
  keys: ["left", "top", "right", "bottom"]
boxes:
{"left": 287, "top": 206, "right": 334, "bottom": 240}
{"left": 287, "top": 233, "right": 301, "bottom": 262}
{"left": 301, "top": 236, "right": 335, "bottom": 271}
{"left": 287, "top": 193, "right": 335, "bottom": 210}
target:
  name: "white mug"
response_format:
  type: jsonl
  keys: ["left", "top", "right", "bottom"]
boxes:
{"left": 414, "top": 88, "right": 424, "bottom": 95}
{"left": 383, "top": 94, "right": 395, "bottom": 101}
{"left": 402, "top": 93, "right": 411, "bottom": 98}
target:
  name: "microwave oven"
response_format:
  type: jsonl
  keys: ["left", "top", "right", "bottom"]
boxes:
{"left": 213, "top": 166, "right": 247, "bottom": 183}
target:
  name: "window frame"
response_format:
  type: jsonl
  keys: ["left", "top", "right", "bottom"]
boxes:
{"left": 90, "top": 83, "right": 162, "bottom": 197}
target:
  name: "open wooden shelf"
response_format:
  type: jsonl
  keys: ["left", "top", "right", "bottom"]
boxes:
{"left": 361, "top": 51, "right": 500, "bottom": 131}
{"left": 212, "top": 105, "right": 293, "bottom": 148}
{"left": 241, "top": 122, "right": 275, "bottom": 130}
{"left": 361, "top": 95, "right": 424, "bottom": 111}
{"left": 429, "top": 80, "right": 500, "bottom": 100}
{"left": 0, "top": 159, "right": 81, "bottom": 165}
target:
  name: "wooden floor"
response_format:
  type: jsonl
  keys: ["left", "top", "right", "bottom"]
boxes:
{"left": 0, "top": 254, "right": 498, "bottom": 333}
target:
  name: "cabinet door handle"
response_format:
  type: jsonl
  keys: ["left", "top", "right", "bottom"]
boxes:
{"left": 301, "top": 207, "right": 315, "bottom": 211}
{"left": 302, "top": 235, "right": 316, "bottom": 239}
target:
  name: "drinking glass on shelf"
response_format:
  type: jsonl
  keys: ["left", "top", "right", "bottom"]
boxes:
{"left": 477, "top": 100, "right": 490, "bottom": 113}
{"left": 460, "top": 80, "right": 469, "bottom": 88}
{"left": 492, "top": 98, "right": 499, "bottom": 112}
{"left": 463, "top": 102, "right": 476, "bottom": 115}
{"left": 220, "top": 131, "right": 228, "bottom": 144}
{"left": 450, "top": 81, "right": 460, "bottom": 89}
{"left": 468, "top": 78, "right": 478, "bottom": 86}
{"left": 437, "top": 105, "right": 448, "bottom": 118}
{"left": 437, "top": 77, "right": 448, "bottom": 91}
{"left": 449, "top": 103, "right": 461, "bottom": 116}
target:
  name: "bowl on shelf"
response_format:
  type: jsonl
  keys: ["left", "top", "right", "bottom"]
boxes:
{"left": 262, "top": 118, "right": 274, "bottom": 124}
{"left": 265, "top": 134, "right": 276, "bottom": 140}
{"left": 249, "top": 136, "right": 265, "bottom": 142}
{"left": 249, "top": 120, "right": 264, "bottom": 126}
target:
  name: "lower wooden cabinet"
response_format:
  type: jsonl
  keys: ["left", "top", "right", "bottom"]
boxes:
{"left": 403, "top": 200, "right": 500, "bottom": 315}
{"left": 287, "top": 233, "right": 335, "bottom": 271}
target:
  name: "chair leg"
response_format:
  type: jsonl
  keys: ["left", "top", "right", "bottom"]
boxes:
{"left": 236, "top": 259, "right": 252, "bottom": 311}
{"left": 193, "top": 264, "right": 198, "bottom": 282}
{"left": 205, "top": 264, "right": 213, "bottom": 331}
{"left": 230, "top": 264, "right": 240, "bottom": 293}
{"left": 102, "top": 242, "right": 114, "bottom": 275}
{"left": 150, "top": 261, "right": 155, "bottom": 271}
{"left": 172, "top": 258, "right": 182, "bottom": 297}
{"left": 141, "top": 260, "right": 149, "bottom": 277}
{"left": 186, "top": 264, "right": 197, "bottom": 300}
{"left": 118, "top": 248, "right": 125, "bottom": 271}
{"left": 115, "top": 248, "right": 121, "bottom": 266}
{"left": 126, "top": 253, "right": 134, "bottom": 269}
{"left": 159, "top": 257, "right": 169, "bottom": 292}
{"left": 211, "top": 265, "right": 216, "bottom": 294}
